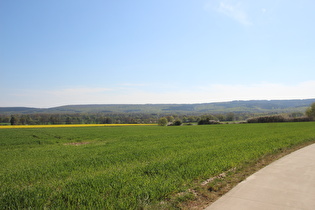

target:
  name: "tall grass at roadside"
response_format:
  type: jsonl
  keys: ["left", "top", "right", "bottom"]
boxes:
{"left": 1, "top": 122, "right": 315, "bottom": 208}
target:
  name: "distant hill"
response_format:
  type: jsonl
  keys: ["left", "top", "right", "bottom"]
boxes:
{"left": 0, "top": 107, "right": 40, "bottom": 114}
{"left": 1, "top": 99, "right": 315, "bottom": 115}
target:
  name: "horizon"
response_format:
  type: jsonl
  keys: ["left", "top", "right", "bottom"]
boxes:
{"left": 1, "top": 97, "right": 315, "bottom": 109}
{"left": 1, "top": 1, "right": 315, "bottom": 108}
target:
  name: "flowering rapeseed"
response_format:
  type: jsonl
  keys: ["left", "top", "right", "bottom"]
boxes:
{"left": 0, "top": 124, "right": 156, "bottom": 129}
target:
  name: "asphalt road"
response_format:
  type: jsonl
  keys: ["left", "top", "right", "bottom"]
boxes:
{"left": 206, "top": 143, "right": 315, "bottom": 210}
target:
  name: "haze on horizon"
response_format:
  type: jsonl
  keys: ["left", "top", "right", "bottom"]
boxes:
{"left": 1, "top": 0, "right": 315, "bottom": 108}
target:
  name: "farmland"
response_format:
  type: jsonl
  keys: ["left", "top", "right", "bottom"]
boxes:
{"left": 0, "top": 124, "right": 154, "bottom": 129}
{"left": 1, "top": 122, "right": 315, "bottom": 209}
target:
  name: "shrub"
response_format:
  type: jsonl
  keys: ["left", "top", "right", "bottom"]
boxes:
{"left": 247, "top": 115, "right": 312, "bottom": 123}
{"left": 158, "top": 117, "right": 168, "bottom": 126}
{"left": 168, "top": 120, "right": 182, "bottom": 126}
{"left": 198, "top": 118, "right": 221, "bottom": 125}
{"left": 247, "top": 115, "right": 286, "bottom": 123}
{"left": 173, "top": 120, "right": 182, "bottom": 126}
{"left": 287, "top": 117, "right": 311, "bottom": 122}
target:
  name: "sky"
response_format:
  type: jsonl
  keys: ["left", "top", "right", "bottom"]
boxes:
{"left": 1, "top": 0, "right": 315, "bottom": 108}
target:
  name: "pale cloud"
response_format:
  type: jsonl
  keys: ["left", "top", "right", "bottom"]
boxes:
{"left": 216, "top": 1, "right": 252, "bottom": 26}
{"left": 2, "top": 81, "right": 315, "bottom": 108}
{"left": 100, "top": 81, "right": 315, "bottom": 104}
{"left": 200, "top": 81, "right": 315, "bottom": 102}
{"left": 3, "top": 87, "right": 114, "bottom": 108}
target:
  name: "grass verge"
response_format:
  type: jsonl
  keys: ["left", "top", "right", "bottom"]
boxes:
{"left": 174, "top": 140, "right": 315, "bottom": 209}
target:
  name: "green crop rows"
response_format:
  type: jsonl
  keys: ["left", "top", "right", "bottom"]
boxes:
{"left": 1, "top": 122, "right": 315, "bottom": 209}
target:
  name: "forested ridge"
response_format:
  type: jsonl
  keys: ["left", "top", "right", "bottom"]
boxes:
{"left": 1, "top": 99, "right": 315, "bottom": 125}
{"left": 1, "top": 99, "right": 315, "bottom": 114}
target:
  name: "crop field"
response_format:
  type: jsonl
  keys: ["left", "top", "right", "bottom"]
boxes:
{"left": 1, "top": 122, "right": 315, "bottom": 209}
{"left": 0, "top": 124, "right": 155, "bottom": 129}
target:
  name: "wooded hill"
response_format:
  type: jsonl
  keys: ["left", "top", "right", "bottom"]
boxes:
{"left": 1, "top": 99, "right": 315, "bottom": 115}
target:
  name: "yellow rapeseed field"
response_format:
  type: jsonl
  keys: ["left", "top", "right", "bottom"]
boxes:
{"left": 0, "top": 124, "right": 156, "bottom": 129}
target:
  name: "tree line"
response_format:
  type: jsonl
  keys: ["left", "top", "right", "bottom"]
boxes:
{"left": 1, "top": 103, "right": 314, "bottom": 126}
{"left": 0, "top": 112, "right": 257, "bottom": 126}
{"left": 0, "top": 113, "right": 157, "bottom": 125}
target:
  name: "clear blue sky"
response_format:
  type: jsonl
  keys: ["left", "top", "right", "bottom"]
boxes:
{"left": 1, "top": 0, "right": 315, "bottom": 108}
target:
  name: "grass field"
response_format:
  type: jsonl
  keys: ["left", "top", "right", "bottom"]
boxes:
{"left": 1, "top": 122, "right": 315, "bottom": 209}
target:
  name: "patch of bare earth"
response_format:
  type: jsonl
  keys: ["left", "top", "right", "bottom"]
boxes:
{"left": 172, "top": 140, "right": 315, "bottom": 210}
{"left": 64, "top": 142, "right": 90, "bottom": 146}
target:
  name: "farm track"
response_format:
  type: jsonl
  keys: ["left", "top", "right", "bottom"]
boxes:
{"left": 205, "top": 142, "right": 315, "bottom": 210}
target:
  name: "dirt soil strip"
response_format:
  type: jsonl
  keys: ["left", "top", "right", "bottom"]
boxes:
{"left": 64, "top": 142, "right": 90, "bottom": 146}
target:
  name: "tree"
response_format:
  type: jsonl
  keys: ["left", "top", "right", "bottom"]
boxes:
{"left": 306, "top": 102, "right": 315, "bottom": 120}
{"left": 19, "top": 116, "right": 26, "bottom": 125}
{"left": 200, "top": 114, "right": 217, "bottom": 121}
{"left": 105, "top": 117, "right": 112, "bottom": 124}
{"left": 166, "top": 116, "right": 174, "bottom": 123}
{"left": 173, "top": 120, "right": 182, "bottom": 126}
{"left": 225, "top": 112, "right": 235, "bottom": 121}
{"left": 10, "top": 115, "right": 17, "bottom": 125}
{"left": 2, "top": 116, "right": 10, "bottom": 124}
{"left": 158, "top": 117, "right": 168, "bottom": 126}
{"left": 65, "top": 117, "right": 72, "bottom": 124}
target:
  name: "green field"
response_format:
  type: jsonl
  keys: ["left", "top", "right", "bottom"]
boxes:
{"left": 1, "top": 122, "right": 315, "bottom": 209}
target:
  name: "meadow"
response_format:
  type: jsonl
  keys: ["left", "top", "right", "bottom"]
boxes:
{"left": 1, "top": 122, "right": 315, "bottom": 209}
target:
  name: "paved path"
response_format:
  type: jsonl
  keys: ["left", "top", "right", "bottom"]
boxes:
{"left": 206, "top": 143, "right": 315, "bottom": 210}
